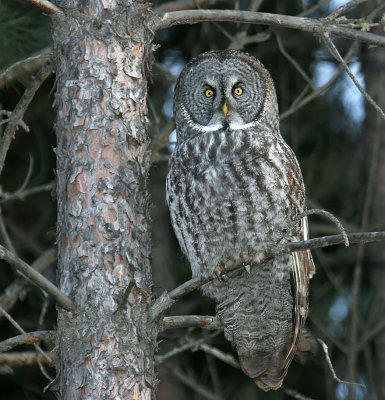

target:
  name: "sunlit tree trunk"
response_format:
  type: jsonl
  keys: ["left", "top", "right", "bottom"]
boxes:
{"left": 52, "top": 1, "right": 157, "bottom": 398}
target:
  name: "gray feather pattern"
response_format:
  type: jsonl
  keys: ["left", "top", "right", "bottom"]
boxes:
{"left": 166, "top": 50, "right": 315, "bottom": 391}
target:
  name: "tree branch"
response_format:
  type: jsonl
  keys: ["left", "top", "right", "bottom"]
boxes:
{"left": 0, "top": 180, "right": 55, "bottom": 204}
{"left": 153, "top": 10, "right": 385, "bottom": 47}
{"left": 24, "top": 0, "right": 62, "bottom": 15}
{"left": 322, "top": 32, "right": 385, "bottom": 122}
{"left": 164, "top": 362, "right": 224, "bottom": 400}
{"left": 0, "top": 62, "right": 53, "bottom": 175}
{"left": 318, "top": 338, "right": 366, "bottom": 389}
{"left": 0, "top": 47, "right": 52, "bottom": 90}
{"left": 150, "top": 231, "right": 385, "bottom": 319}
{"left": 326, "top": 0, "right": 368, "bottom": 20}
{"left": 0, "top": 330, "right": 54, "bottom": 352}
{"left": 0, "top": 245, "right": 74, "bottom": 311}
{"left": 155, "top": 0, "right": 225, "bottom": 13}
{"left": 0, "top": 351, "right": 54, "bottom": 366}
{"left": 0, "top": 247, "right": 57, "bottom": 314}
{"left": 161, "top": 315, "right": 221, "bottom": 331}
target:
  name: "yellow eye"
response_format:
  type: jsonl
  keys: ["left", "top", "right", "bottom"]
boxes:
{"left": 234, "top": 87, "right": 243, "bottom": 96}
{"left": 205, "top": 89, "right": 214, "bottom": 98}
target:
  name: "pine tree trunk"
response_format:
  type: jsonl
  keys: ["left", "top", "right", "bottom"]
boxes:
{"left": 52, "top": 1, "right": 157, "bottom": 398}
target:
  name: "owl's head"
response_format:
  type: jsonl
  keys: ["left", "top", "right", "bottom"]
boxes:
{"left": 173, "top": 50, "right": 278, "bottom": 139}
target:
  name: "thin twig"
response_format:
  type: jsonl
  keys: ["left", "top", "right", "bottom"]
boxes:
{"left": 0, "top": 62, "right": 53, "bottom": 175}
{"left": 357, "top": 318, "right": 385, "bottom": 352}
{"left": 24, "top": 0, "right": 62, "bottom": 15}
{"left": 318, "top": 338, "right": 366, "bottom": 389}
{"left": 164, "top": 363, "right": 224, "bottom": 400}
{"left": 0, "top": 244, "right": 74, "bottom": 311}
{"left": 283, "top": 387, "right": 316, "bottom": 400}
{"left": 162, "top": 315, "right": 221, "bottom": 331}
{"left": 156, "top": 331, "right": 221, "bottom": 364}
{"left": 150, "top": 231, "right": 385, "bottom": 319}
{"left": 280, "top": 43, "right": 357, "bottom": 120}
{"left": 322, "top": 33, "right": 385, "bottom": 122}
{"left": 0, "top": 180, "right": 55, "bottom": 204}
{"left": 0, "top": 351, "right": 54, "bottom": 366}
{"left": 0, "top": 47, "right": 52, "bottom": 89}
{"left": 0, "top": 305, "right": 52, "bottom": 364}
{"left": 153, "top": 10, "right": 385, "bottom": 47}
{"left": 0, "top": 206, "right": 17, "bottom": 255}
{"left": 199, "top": 343, "right": 239, "bottom": 369}
{"left": 291, "top": 209, "right": 349, "bottom": 247}
{"left": 155, "top": 0, "right": 225, "bottom": 13}
{"left": 0, "top": 330, "right": 54, "bottom": 352}
{"left": 16, "top": 155, "right": 34, "bottom": 195}
{"left": 38, "top": 293, "right": 50, "bottom": 330}
{"left": 0, "top": 247, "right": 57, "bottom": 314}
{"left": 309, "top": 314, "right": 348, "bottom": 353}
{"left": 298, "top": 0, "right": 333, "bottom": 17}
{"left": 326, "top": 0, "right": 368, "bottom": 20}
{"left": 274, "top": 32, "right": 315, "bottom": 89}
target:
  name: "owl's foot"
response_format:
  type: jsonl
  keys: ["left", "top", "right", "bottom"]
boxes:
{"left": 242, "top": 260, "right": 252, "bottom": 274}
{"left": 215, "top": 263, "right": 230, "bottom": 281}
{"left": 242, "top": 256, "right": 254, "bottom": 274}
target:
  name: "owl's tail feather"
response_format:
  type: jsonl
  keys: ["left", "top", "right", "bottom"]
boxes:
{"left": 239, "top": 351, "right": 271, "bottom": 379}
{"left": 239, "top": 329, "right": 319, "bottom": 391}
{"left": 239, "top": 352, "right": 285, "bottom": 391}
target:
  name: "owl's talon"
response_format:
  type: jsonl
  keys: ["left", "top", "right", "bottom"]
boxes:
{"left": 215, "top": 263, "right": 229, "bottom": 281}
{"left": 242, "top": 257, "right": 253, "bottom": 274}
{"left": 243, "top": 262, "right": 251, "bottom": 274}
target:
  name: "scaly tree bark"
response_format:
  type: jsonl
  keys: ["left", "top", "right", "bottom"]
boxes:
{"left": 52, "top": 1, "right": 157, "bottom": 398}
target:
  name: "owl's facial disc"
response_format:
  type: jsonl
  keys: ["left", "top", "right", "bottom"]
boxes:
{"left": 179, "top": 55, "right": 266, "bottom": 133}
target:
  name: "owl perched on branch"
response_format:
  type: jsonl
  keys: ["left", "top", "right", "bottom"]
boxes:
{"left": 166, "top": 50, "right": 316, "bottom": 391}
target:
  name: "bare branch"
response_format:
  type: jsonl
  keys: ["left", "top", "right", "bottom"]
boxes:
{"left": 0, "top": 245, "right": 74, "bottom": 311}
{"left": 322, "top": 33, "right": 385, "bottom": 122}
{"left": 150, "top": 231, "right": 385, "bottom": 319}
{"left": 155, "top": 0, "right": 225, "bottom": 13}
{"left": 289, "top": 209, "right": 349, "bottom": 247}
{"left": 279, "top": 42, "right": 355, "bottom": 120}
{"left": 199, "top": 343, "right": 239, "bottom": 369}
{"left": 162, "top": 315, "right": 221, "bottom": 331}
{"left": 153, "top": 10, "right": 385, "bottom": 47}
{"left": 318, "top": 338, "right": 366, "bottom": 389}
{"left": 357, "top": 318, "right": 385, "bottom": 351}
{"left": 0, "top": 206, "right": 17, "bottom": 255}
{"left": 156, "top": 331, "right": 221, "bottom": 365}
{"left": 326, "top": 0, "right": 368, "bottom": 20}
{"left": 0, "top": 247, "right": 57, "bottom": 314}
{"left": 164, "top": 363, "right": 224, "bottom": 400}
{"left": 0, "top": 351, "right": 54, "bottom": 366}
{"left": 0, "top": 180, "right": 55, "bottom": 204}
{"left": 274, "top": 31, "right": 315, "bottom": 89}
{"left": 0, "top": 62, "right": 53, "bottom": 175}
{"left": 0, "top": 47, "right": 52, "bottom": 89}
{"left": 283, "top": 387, "right": 316, "bottom": 400}
{"left": 298, "top": 0, "right": 333, "bottom": 17}
{"left": 0, "top": 330, "right": 54, "bottom": 352}
{"left": 0, "top": 305, "right": 52, "bottom": 365}
{"left": 24, "top": 0, "right": 62, "bottom": 15}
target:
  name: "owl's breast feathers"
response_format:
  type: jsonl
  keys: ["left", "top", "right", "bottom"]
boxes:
{"left": 167, "top": 126, "right": 315, "bottom": 391}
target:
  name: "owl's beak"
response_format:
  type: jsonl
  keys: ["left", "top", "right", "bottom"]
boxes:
{"left": 222, "top": 102, "right": 228, "bottom": 117}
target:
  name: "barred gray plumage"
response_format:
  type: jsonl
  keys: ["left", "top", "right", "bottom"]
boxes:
{"left": 166, "top": 50, "right": 315, "bottom": 391}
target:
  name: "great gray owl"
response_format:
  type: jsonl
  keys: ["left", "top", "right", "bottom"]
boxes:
{"left": 166, "top": 50, "right": 315, "bottom": 391}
